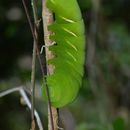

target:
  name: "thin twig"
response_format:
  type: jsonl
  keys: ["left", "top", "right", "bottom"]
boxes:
{"left": 0, "top": 87, "right": 23, "bottom": 97}
{"left": 30, "top": 0, "right": 39, "bottom": 129}
{"left": 30, "top": 41, "right": 37, "bottom": 130}
{"left": 22, "top": 0, "right": 45, "bottom": 81}
{"left": 31, "top": 40, "right": 37, "bottom": 130}
{"left": 0, "top": 86, "right": 43, "bottom": 130}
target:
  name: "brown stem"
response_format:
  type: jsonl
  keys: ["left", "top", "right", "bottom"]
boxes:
{"left": 42, "top": 0, "right": 58, "bottom": 130}
{"left": 30, "top": 0, "right": 39, "bottom": 129}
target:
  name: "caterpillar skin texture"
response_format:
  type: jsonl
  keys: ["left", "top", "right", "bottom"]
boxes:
{"left": 44, "top": 0, "right": 85, "bottom": 107}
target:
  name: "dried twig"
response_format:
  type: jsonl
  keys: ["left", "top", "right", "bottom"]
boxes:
{"left": 30, "top": 0, "right": 39, "bottom": 129}
{"left": 0, "top": 86, "right": 43, "bottom": 130}
{"left": 31, "top": 39, "right": 37, "bottom": 130}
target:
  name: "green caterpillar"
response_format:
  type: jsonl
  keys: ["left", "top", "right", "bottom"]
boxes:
{"left": 43, "top": 0, "right": 85, "bottom": 108}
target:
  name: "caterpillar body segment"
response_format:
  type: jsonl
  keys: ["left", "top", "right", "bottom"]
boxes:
{"left": 47, "top": 74, "right": 80, "bottom": 107}
{"left": 46, "top": 0, "right": 82, "bottom": 23}
{"left": 48, "top": 57, "right": 84, "bottom": 76}
{"left": 48, "top": 20, "right": 85, "bottom": 37}
{"left": 50, "top": 35, "right": 85, "bottom": 51}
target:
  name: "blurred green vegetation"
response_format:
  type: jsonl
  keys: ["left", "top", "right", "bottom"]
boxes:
{"left": 0, "top": 0, "right": 130, "bottom": 130}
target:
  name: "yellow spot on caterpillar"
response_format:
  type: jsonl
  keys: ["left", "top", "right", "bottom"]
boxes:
{"left": 66, "top": 40, "right": 78, "bottom": 52}
{"left": 63, "top": 28, "right": 78, "bottom": 37}
{"left": 66, "top": 51, "right": 77, "bottom": 62}
{"left": 59, "top": 16, "right": 75, "bottom": 23}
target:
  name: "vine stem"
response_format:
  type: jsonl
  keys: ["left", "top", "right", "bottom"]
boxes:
{"left": 42, "top": 0, "right": 58, "bottom": 130}
{"left": 30, "top": 0, "right": 39, "bottom": 129}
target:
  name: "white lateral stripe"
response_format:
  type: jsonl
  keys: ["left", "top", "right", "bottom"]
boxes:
{"left": 66, "top": 40, "right": 78, "bottom": 52}
{"left": 60, "top": 16, "right": 75, "bottom": 23}
{"left": 50, "top": 0, "right": 55, "bottom": 4}
{"left": 67, "top": 51, "right": 77, "bottom": 62}
{"left": 63, "top": 28, "right": 78, "bottom": 37}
